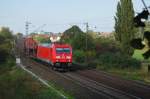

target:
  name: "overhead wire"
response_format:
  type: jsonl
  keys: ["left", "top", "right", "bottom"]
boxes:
{"left": 141, "top": 0, "right": 148, "bottom": 10}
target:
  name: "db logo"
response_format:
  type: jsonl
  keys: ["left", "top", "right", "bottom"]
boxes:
{"left": 62, "top": 54, "right": 65, "bottom": 59}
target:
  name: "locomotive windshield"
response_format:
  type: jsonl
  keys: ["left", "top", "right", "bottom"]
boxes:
{"left": 56, "top": 48, "right": 71, "bottom": 53}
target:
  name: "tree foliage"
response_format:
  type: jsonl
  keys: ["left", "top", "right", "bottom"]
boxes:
{"left": 63, "top": 25, "right": 84, "bottom": 38}
{"left": 0, "top": 27, "right": 13, "bottom": 63}
{"left": 94, "top": 37, "right": 121, "bottom": 56}
{"left": 114, "top": 0, "right": 136, "bottom": 56}
{"left": 62, "top": 25, "right": 95, "bottom": 50}
{"left": 0, "top": 27, "right": 13, "bottom": 40}
{"left": 33, "top": 36, "right": 51, "bottom": 43}
{"left": 114, "top": 2, "right": 122, "bottom": 42}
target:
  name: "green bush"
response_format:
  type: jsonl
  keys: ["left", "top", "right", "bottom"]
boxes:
{"left": 0, "top": 56, "right": 15, "bottom": 75}
{"left": 0, "top": 67, "right": 64, "bottom": 99}
{"left": 85, "top": 51, "right": 96, "bottom": 60}
{"left": 73, "top": 50, "right": 85, "bottom": 63}
{"left": 94, "top": 38, "right": 121, "bottom": 57}
{"left": 97, "top": 52, "right": 141, "bottom": 70}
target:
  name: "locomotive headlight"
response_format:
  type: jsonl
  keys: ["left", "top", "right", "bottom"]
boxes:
{"left": 56, "top": 56, "right": 61, "bottom": 59}
{"left": 66, "top": 56, "right": 71, "bottom": 59}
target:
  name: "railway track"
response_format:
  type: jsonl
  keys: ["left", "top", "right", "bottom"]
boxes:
{"left": 77, "top": 69, "right": 150, "bottom": 99}
{"left": 21, "top": 58, "right": 142, "bottom": 99}
{"left": 62, "top": 73, "right": 139, "bottom": 99}
{"left": 22, "top": 58, "right": 110, "bottom": 99}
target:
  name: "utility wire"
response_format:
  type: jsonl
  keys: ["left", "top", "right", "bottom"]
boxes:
{"left": 141, "top": 0, "right": 149, "bottom": 11}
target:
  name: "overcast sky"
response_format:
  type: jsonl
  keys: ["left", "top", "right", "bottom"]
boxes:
{"left": 0, "top": 0, "right": 149, "bottom": 34}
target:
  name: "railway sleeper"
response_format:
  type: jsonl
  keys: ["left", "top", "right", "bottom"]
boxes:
{"left": 52, "top": 62, "right": 72, "bottom": 71}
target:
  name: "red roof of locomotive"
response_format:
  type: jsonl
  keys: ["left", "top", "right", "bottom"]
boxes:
{"left": 53, "top": 43, "right": 71, "bottom": 47}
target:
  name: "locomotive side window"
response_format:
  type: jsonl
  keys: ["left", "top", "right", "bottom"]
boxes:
{"left": 56, "top": 48, "right": 71, "bottom": 53}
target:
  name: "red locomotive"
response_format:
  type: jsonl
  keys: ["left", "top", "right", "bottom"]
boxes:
{"left": 24, "top": 37, "right": 72, "bottom": 70}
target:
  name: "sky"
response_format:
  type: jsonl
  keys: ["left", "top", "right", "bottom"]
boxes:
{"left": 0, "top": 0, "right": 150, "bottom": 34}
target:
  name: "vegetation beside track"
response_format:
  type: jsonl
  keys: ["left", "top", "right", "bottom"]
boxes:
{"left": 0, "top": 27, "right": 69, "bottom": 99}
{"left": 62, "top": 25, "right": 150, "bottom": 84}
{"left": 48, "top": 81, "right": 74, "bottom": 99}
{"left": 0, "top": 58, "right": 66, "bottom": 99}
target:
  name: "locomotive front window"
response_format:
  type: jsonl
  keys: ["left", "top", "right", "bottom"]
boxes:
{"left": 56, "top": 48, "right": 64, "bottom": 53}
{"left": 63, "top": 48, "right": 70, "bottom": 53}
{"left": 56, "top": 48, "right": 70, "bottom": 53}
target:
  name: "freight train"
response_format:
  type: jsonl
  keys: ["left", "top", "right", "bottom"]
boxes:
{"left": 24, "top": 37, "right": 72, "bottom": 70}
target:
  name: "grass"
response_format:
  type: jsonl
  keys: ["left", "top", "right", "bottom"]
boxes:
{"left": 0, "top": 59, "right": 69, "bottom": 99}
{"left": 48, "top": 81, "right": 75, "bottom": 99}
{"left": 132, "top": 49, "right": 146, "bottom": 61}
{"left": 132, "top": 48, "right": 150, "bottom": 61}
{"left": 107, "top": 68, "right": 144, "bottom": 80}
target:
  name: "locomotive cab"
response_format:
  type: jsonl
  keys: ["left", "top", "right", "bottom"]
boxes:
{"left": 53, "top": 44, "right": 72, "bottom": 68}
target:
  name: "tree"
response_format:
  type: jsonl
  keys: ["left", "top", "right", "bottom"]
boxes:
{"left": 87, "top": 30, "right": 99, "bottom": 39}
{"left": 62, "top": 25, "right": 95, "bottom": 50}
{"left": 114, "top": 0, "right": 136, "bottom": 56}
{"left": 0, "top": 27, "right": 13, "bottom": 40}
{"left": 63, "top": 25, "right": 85, "bottom": 50}
{"left": 63, "top": 25, "right": 84, "bottom": 38}
{"left": 33, "top": 36, "right": 51, "bottom": 43}
{"left": 0, "top": 27, "right": 13, "bottom": 63}
{"left": 114, "top": 2, "right": 122, "bottom": 42}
